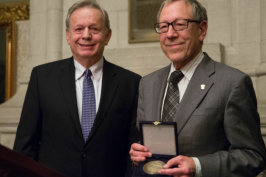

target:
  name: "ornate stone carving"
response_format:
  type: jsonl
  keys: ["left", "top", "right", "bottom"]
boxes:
{"left": 0, "top": 2, "right": 29, "bottom": 25}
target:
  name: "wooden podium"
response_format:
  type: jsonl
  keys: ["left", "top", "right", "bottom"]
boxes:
{"left": 0, "top": 144, "right": 65, "bottom": 177}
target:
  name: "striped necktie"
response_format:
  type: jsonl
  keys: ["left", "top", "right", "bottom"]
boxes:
{"left": 162, "top": 70, "right": 184, "bottom": 122}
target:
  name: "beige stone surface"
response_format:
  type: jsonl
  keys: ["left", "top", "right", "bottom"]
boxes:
{"left": 0, "top": 129, "right": 17, "bottom": 150}
{"left": 16, "top": 20, "right": 30, "bottom": 86}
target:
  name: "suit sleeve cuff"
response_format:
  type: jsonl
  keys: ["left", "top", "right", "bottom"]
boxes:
{"left": 192, "top": 157, "right": 202, "bottom": 177}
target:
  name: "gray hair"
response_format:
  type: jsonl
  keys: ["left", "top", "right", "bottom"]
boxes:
{"left": 65, "top": 0, "right": 110, "bottom": 33}
{"left": 157, "top": 0, "right": 208, "bottom": 22}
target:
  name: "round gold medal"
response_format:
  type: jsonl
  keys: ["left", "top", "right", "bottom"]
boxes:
{"left": 143, "top": 160, "right": 165, "bottom": 175}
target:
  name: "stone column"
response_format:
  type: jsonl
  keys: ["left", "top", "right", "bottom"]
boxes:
{"left": 256, "top": 0, "right": 266, "bottom": 100}
{"left": 29, "top": 0, "right": 47, "bottom": 70}
{"left": 258, "top": 0, "right": 266, "bottom": 143}
{"left": 62, "top": 0, "right": 77, "bottom": 59}
{"left": 46, "top": 0, "right": 63, "bottom": 63}
{"left": 30, "top": 0, "right": 63, "bottom": 68}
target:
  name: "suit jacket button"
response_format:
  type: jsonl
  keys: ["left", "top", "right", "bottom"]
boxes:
{"left": 81, "top": 152, "right": 86, "bottom": 158}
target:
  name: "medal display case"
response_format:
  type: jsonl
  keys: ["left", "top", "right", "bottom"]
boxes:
{"left": 133, "top": 121, "right": 178, "bottom": 177}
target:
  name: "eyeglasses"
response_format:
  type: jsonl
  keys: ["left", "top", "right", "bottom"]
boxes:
{"left": 154, "top": 19, "right": 201, "bottom": 34}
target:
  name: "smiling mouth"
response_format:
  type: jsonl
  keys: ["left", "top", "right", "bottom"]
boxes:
{"left": 166, "top": 43, "right": 183, "bottom": 49}
{"left": 79, "top": 43, "right": 94, "bottom": 46}
{"left": 167, "top": 43, "right": 183, "bottom": 46}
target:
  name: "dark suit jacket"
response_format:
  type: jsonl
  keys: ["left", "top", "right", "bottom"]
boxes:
{"left": 13, "top": 57, "right": 141, "bottom": 177}
{"left": 137, "top": 53, "right": 266, "bottom": 177}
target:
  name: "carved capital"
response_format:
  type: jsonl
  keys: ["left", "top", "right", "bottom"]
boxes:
{"left": 0, "top": 2, "right": 29, "bottom": 25}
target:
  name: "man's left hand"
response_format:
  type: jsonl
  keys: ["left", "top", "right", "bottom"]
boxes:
{"left": 158, "top": 155, "right": 196, "bottom": 177}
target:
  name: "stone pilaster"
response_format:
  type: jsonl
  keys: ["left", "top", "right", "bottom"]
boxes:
{"left": 46, "top": 0, "right": 63, "bottom": 63}
{"left": 256, "top": 0, "right": 266, "bottom": 99}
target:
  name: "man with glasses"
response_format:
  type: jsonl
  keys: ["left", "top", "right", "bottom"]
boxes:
{"left": 14, "top": 1, "right": 141, "bottom": 177}
{"left": 130, "top": 0, "right": 266, "bottom": 176}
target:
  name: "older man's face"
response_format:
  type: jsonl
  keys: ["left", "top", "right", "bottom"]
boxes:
{"left": 66, "top": 7, "right": 111, "bottom": 64}
{"left": 159, "top": 1, "right": 207, "bottom": 69}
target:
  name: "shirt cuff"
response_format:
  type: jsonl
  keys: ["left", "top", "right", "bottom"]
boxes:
{"left": 191, "top": 157, "right": 202, "bottom": 177}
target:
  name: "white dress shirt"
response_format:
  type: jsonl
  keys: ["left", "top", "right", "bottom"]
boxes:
{"left": 74, "top": 58, "right": 103, "bottom": 121}
{"left": 161, "top": 51, "right": 204, "bottom": 177}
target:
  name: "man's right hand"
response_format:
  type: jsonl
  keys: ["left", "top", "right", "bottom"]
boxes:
{"left": 129, "top": 143, "right": 152, "bottom": 165}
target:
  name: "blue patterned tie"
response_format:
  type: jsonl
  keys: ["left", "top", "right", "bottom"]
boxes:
{"left": 81, "top": 69, "right": 96, "bottom": 142}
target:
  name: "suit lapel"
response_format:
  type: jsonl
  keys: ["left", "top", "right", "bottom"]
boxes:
{"left": 86, "top": 59, "right": 119, "bottom": 143}
{"left": 59, "top": 58, "right": 83, "bottom": 138}
{"left": 174, "top": 55, "right": 215, "bottom": 134}
{"left": 152, "top": 66, "right": 170, "bottom": 121}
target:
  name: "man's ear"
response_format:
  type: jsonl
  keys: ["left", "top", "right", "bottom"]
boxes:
{"left": 105, "top": 29, "right": 112, "bottom": 46}
{"left": 199, "top": 20, "right": 208, "bottom": 42}
{"left": 66, "top": 29, "right": 70, "bottom": 45}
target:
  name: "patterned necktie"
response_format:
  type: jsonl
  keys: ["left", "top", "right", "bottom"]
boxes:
{"left": 162, "top": 70, "right": 184, "bottom": 122}
{"left": 81, "top": 69, "right": 96, "bottom": 142}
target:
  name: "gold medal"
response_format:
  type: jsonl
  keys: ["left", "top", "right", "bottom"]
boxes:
{"left": 143, "top": 160, "right": 165, "bottom": 175}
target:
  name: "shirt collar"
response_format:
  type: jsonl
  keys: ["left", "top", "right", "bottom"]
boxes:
{"left": 74, "top": 57, "right": 104, "bottom": 81}
{"left": 169, "top": 51, "right": 204, "bottom": 81}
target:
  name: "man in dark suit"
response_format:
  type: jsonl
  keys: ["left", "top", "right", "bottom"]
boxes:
{"left": 13, "top": 1, "right": 141, "bottom": 177}
{"left": 130, "top": 0, "right": 266, "bottom": 176}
